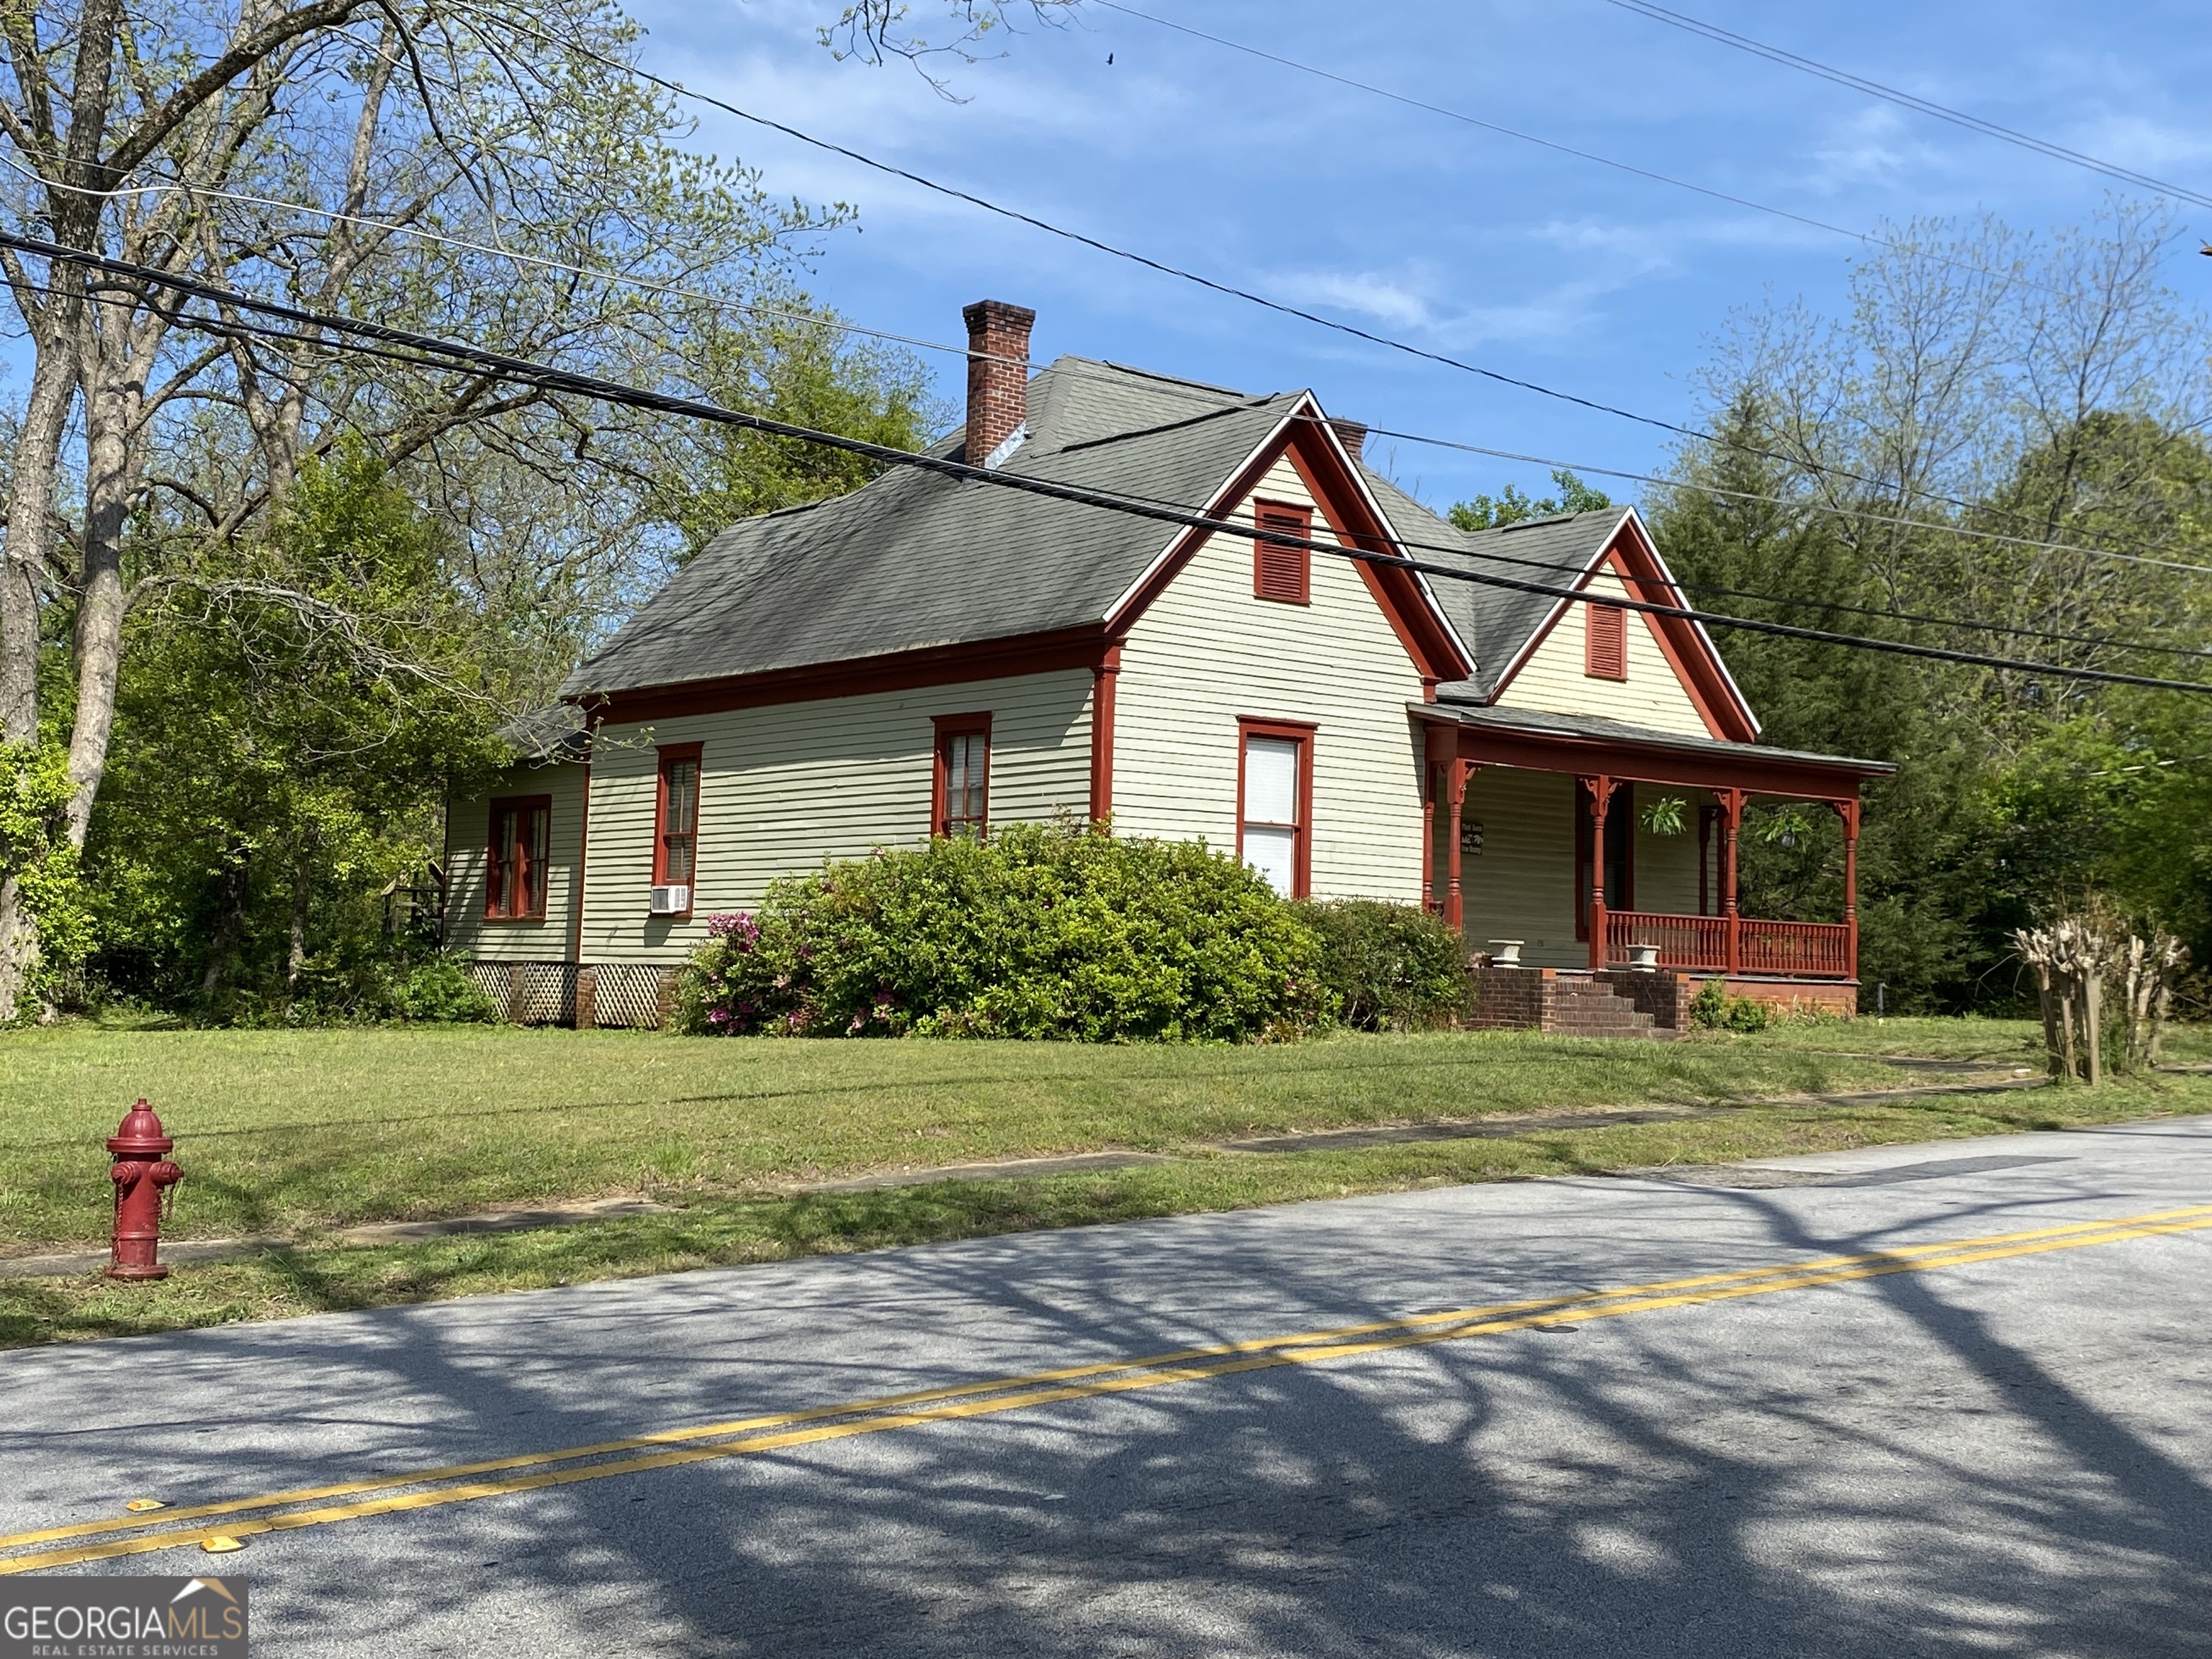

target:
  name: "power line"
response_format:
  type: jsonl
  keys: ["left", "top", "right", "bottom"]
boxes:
{"left": 1596, "top": 0, "right": 2212, "bottom": 212}
{"left": 1349, "top": 422, "right": 2212, "bottom": 576}
{"left": 20, "top": 153, "right": 2208, "bottom": 584}
{"left": 1094, "top": 0, "right": 2078, "bottom": 303}
{"left": 14, "top": 229, "right": 2206, "bottom": 698}
{"left": 448, "top": 6, "right": 2195, "bottom": 566}
{"left": 9, "top": 210, "right": 2205, "bottom": 662}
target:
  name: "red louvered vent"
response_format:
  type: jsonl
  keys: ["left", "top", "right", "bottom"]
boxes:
{"left": 1585, "top": 603, "right": 1627, "bottom": 680}
{"left": 1253, "top": 503, "right": 1311, "bottom": 604}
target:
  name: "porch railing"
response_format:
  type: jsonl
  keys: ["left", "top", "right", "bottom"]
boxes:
{"left": 1600, "top": 907, "right": 1854, "bottom": 980}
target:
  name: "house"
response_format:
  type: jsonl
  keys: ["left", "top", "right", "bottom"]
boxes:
{"left": 444, "top": 300, "right": 1892, "bottom": 1033}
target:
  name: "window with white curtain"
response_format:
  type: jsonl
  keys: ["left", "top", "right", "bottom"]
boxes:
{"left": 1241, "top": 732, "right": 1306, "bottom": 897}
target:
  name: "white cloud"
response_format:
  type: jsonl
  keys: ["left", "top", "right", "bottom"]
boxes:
{"left": 1272, "top": 269, "right": 1441, "bottom": 331}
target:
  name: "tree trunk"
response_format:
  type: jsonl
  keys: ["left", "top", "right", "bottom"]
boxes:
{"left": 1, "top": 343, "right": 78, "bottom": 745}
{"left": 200, "top": 855, "right": 251, "bottom": 1007}
{"left": 284, "top": 835, "right": 316, "bottom": 1002}
{"left": 0, "top": 339, "right": 83, "bottom": 1022}
{"left": 2082, "top": 967, "right": 2103, "bottom": 1087}
{"left": 2032, "top": 962, "right": 2060, "bottom": 1079}
{"left": 63, "top": 363, "right": 142, "bottom": 850}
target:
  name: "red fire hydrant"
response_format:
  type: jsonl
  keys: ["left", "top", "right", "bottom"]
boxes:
{"left": 107, "top": 1100, "right": 181, "bottom": 1282}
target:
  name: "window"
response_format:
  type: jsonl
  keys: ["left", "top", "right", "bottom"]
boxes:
{"left": 1238, "top": 719, "right": 1314, "bottom": 898}
{"left": 1585, "top": 602, "right": 1627, "bottom": 680}
{"left": 1252, "top": 501, "right": 1312, "bottom": 605}
{"left": 933, "top": 714, "right": 992, "bottom": 838}
{"left": 654, "top": 744, "right": 702, "bottom": 901}
{"left": 485, "top": 795, "right": 552, "bottom": 921}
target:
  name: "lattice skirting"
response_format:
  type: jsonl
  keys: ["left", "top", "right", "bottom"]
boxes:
{"left": 467, "top": 961, "right": 577, "bottom": 1026}
{"left": 584, "top": 963, "right": 677, "bottom": 1030}
{"left": 467, "top": 961, "right": 676, "bottom": 1029}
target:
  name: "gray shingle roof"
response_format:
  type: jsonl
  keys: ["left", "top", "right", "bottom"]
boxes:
{"left": 562, "top": 352, "right": 1664, "bottom": 707}
{"left": 1424, "top": 700, "right": 1893, "bottom": 773}
{"left": 495, "top": 700, "right": 588, "bottom": 763}
{"left": 563, "top": 358, "right": 1294, "bottom": 698}
{"left": 1352, "top": 476, "right": 1629, "bottom": 701}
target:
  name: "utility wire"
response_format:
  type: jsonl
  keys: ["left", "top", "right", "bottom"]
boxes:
{"left": 11, "top": 228, "right": 2204, "bottom": 662}
{"left": 1596, "top": 0, "right": 2212, "bottom": 212}
{"left": 15, "top": 229, "right": 2206, "bottom": 698}
{"left": 1094, "top": 0, "right": 2078, "bottom": 303}
{"left": 19, "top": 152, "right": 2200, "bottom": 580}
{"left": 439, "top": 0, "right": 2172, "bottom": 559}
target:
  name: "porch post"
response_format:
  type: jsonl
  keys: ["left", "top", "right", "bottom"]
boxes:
{"left": 1581, "top": 774, "right": 1616, "bottom": 971}
{"left": 1421, "top": 722, "right": 1454, "bottom": 916}
{"left": 1834, "top": 799, "right": 1861, "bottom": 982}
{"left": 1698, "top": 806, "right": 1714, "bottom": 916}
{"left": 1718, "top": 787, "right": 1745, "bottom": 977}
{"left": 1444, "top": 758, "right": 1475, "bottom": 933}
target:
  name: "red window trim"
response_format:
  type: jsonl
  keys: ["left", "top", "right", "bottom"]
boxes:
{"left": 1236, "top": 716, "right": 1316, "bottom": 899}
{"left": 1585, "top": 601, "right": 1628, "bottom": 680}
{"left": 1573, "top": 781, "right": 1635, "bottom": 940}
{"left": 932, "top": 712, "right": 993, "bottom": 839}
{"left": 652, "top": 742, "right": 703, "bottom": 914}
{"left": 485, "top": 793, "right": 552, "bottom": 922}
{"left": 1251, "top": 500, "right": 1313, "bottom": 606}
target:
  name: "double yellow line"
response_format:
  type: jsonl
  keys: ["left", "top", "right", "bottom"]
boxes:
{"left": 5, "top": 1202, "right": 2208, "bottom": 1575}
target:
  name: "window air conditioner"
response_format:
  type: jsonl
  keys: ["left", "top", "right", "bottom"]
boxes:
{"left": 648, "top": 884, "right": 691, "bottom": 916}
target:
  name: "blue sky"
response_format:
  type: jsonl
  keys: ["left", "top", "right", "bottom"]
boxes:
{"left": 642, "top": 1, "right": 2207, "bottom": 513}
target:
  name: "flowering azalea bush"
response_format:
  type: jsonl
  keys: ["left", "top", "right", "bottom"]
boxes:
{"left": 673, "top": 822, "right": 1334, "bottom": 1041}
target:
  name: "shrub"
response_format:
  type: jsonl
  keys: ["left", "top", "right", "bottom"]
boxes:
{"left": 1691, "top": 976, "right": 1772, "bottom": 1033}
{"left": 383, "top": 955, "right": 498, "bottom": 1023}
{"left": 1299, "top": 899, "right": 1470, "bottom": 1030}
{"left": 675, "top": 823, "right": 1334, "bottom": 1042}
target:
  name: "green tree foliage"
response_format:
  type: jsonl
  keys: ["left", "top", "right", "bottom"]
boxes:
{"left": 0, "top": 742, "right": 91, "bottom": 1012}
{"left": 651, "top": 315, "right": 942, "bottom": 560}
{"left": 85, "top": 449, "right": 510, "bottom": 1018}
{"left": 675, "top": 823, "right": 1336, "bottom": 1042}
{"left": 1448, "top": 469, "right": 1612, "bottom": 532}
{"left": 1650, "top": 205, "right": 2212, "bottom": 1010}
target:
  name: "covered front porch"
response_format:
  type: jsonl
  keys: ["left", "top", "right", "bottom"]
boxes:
{"left": 1414, "top": 705, "right": 1892, "bottom": 1013}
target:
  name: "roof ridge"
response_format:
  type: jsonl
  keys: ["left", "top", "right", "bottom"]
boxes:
{"left": 1092, "top": 358, "right": 1254, "bottom": 397}
{"left": 1052, "top": 397, "right": 1271, "bottom": 456}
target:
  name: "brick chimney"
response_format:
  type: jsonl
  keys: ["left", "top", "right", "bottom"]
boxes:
{"left": 963, "top": 299, "right": 1035, "bottom": 467}
{"left": 1328, "top": 417, "right": 1368, "bottom": 461}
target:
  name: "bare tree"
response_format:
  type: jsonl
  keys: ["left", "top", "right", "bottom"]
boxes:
{"left": 0, "top": 0, "right": 847, "bottom": 1015}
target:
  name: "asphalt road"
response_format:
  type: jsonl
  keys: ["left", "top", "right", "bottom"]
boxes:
{"left": 5, "top": 1119, "right": 2211, "bottom": 1658}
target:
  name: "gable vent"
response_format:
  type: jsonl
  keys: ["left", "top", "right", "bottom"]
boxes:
{"left": 1253, "top": 501, "right": 1312, "bottom": 604}
{"left": 1585, "top": 602, "right": 1627, "bottom": 680}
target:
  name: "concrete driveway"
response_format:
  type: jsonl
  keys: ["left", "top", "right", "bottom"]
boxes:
{"left": 4, "top": 1118, "right": 2209, "bottom": 1657}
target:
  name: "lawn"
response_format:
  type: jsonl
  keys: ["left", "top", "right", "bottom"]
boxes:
{"left": 4, "top": 1015, "right": 2207, "bottom": 1348}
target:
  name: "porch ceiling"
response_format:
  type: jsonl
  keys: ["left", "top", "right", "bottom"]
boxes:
{"left": 1413, "top": 701, "right": 1892, "bottom": 801}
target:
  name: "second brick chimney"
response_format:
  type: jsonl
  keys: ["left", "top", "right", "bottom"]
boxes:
{"left": 963, "top": 299, "right": 1035, "bottom": 467}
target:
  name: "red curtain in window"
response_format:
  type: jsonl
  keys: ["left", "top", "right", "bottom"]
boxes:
{"left": 485, "top": 796, "right": 552, "bottom": 920}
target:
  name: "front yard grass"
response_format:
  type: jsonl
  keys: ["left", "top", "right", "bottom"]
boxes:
{"left": 4, "top": 1015, "right": 2207, "bottom": 1348}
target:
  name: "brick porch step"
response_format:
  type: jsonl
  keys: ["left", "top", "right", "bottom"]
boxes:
{"left": 1468, "top": 964, "right": 1688, "bottom": 1040}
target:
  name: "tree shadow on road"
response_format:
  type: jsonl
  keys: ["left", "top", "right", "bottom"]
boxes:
{"left": 12, "top": 1154, "right": 2211, "bottom": 1657}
